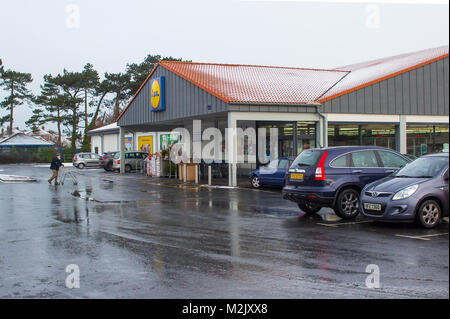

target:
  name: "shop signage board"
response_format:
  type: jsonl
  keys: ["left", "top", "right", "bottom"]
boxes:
{"left": 150, "top": 76, "right": 165, "bottom": 111}
{"left": 124, "top": 137, "right": 133, "bottom": 151}
{"left": 160, "top": 133, "right": 178, "bottom": 151}
{"left": 138, "top": 136, "right": 153, "bottom": 154}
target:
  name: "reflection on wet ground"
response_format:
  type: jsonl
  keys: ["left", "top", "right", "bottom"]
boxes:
{"left": 0, "top": 164, "right": 448, "bottom": 298}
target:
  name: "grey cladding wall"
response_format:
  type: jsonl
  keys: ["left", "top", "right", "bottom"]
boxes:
{"left": 322, "top": 57, "right": 449, "bottom": 116}
{"left": 118, "top": 65, "right": 229, "bottom": 126}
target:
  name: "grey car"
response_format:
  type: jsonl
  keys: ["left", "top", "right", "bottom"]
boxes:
{"left": 360, "top": 153, "right": 449, "bottom": 228}
{"left": 73, "top": 152, "right": 102, "bottom": 169}
{"left": 111, "top": 151, "right": 148, "bottom": 173}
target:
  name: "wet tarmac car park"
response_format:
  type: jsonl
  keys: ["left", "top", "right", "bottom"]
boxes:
{"left": 0, "top": 164, "right": 448, "bottom": 298}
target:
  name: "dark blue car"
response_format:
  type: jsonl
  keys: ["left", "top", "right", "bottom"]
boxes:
{"left": 250, "top": 157, "right": 294, "bottom": 188}
{"left": 282, "top": 146, "right": 411, "bottom": 219}
{"left": 360, "top": 153, "right": 449, "bottom": 228}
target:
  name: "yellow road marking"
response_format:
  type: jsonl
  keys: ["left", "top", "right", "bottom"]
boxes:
{"left": 316, "top": 223, "right": 339, "bottom": 228}
{"left": 317, "top": 220, "right": 373, "bottom": 227}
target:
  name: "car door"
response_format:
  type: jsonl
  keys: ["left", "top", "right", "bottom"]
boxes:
{"left": 90, "top": 153, "right": 100, "bottom": 167}
{"left": 349, "top": 150, "right": 386, "bottom": 187}
{"left": 273, "top": 159, "right": 290, "bottom": 186}
{"left": 84, "top": 154, "right": 94, "bottom": 167}
{"left": 440, "top": 169, "right": 449, "bottom": 215}
{"left": 376, "top": 150, "right": 410, "bottom": 175}
{"left": 259, "top": 159, "right": 279, "bottom": 184}
{"left": 125, "top": 152, "right": 133, "bottom": 169}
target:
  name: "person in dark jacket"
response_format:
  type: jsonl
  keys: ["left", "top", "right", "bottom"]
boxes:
{"left": 48, "top": 154, "right": 64, "bottom": 185}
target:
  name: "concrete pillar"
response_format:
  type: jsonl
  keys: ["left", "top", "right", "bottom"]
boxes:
{"left": 323, "top": 115, "right": 328, "bottom": 148}
{"left": 183, "top": 164, "right": 187, "bottom": 183}
{"left": 399, "top": 115, "right": 407, "bottom": 154}
{"left": 132, "top": 132, "right": 136, "bottom": 151}
{"left": 119, "top": 126, "right": 125, "bottom": 174}
{"left": 100, "top": 134, "right": 104, "bottom": 154}
{"left": 227, "top": 113, "right": 237, "bottom": 187}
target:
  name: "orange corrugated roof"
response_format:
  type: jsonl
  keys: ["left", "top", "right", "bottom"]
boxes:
{"left": 318, "top": 45, "right": 449, "bottom": 102}
{"left": 159, "top": 61, "right": 348, "bottom": 105}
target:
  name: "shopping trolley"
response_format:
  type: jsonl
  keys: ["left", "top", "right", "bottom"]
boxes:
{"left": 59, "top": 167, "right": 78, "bottom": 185}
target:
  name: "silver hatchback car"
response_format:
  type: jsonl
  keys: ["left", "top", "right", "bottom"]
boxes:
{"left": 111, "top": 151, "right": 148, "bottom": 173}
{"left": 73, "top": 152, "right": 101, "bottom": 169}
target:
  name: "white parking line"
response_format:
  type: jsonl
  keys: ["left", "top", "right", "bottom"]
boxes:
{"left": 395, "top": 233, "right": 449, "bottom": 241}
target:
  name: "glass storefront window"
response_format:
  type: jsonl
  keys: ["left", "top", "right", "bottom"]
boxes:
{"left": 407, "top": 124, "right": 449, "bottom": 156}
{"left": 406, "top": 125, "right": 434, "bottom": 156}
{"left": 435, "top": 125, "right": 449, "bottom": 153}
{"left": 329, "top": 124, "right": 396, "bottom": 150}
{"left": 297, "top": 122, "right": 316, "bottom": 154}
{"left": 361, "top": 125, "right": 396, "bottom": 150}
{"left": 328, "top": 124, "right": 359, "bottom": 147}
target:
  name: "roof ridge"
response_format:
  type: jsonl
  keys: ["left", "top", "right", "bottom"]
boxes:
{"left": 159, "top": 60, "right": 348, "bottom": 73}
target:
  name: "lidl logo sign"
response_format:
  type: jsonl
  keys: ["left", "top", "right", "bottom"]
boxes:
{"left": 150, "top": 76, "right": 165, "bottom": 111}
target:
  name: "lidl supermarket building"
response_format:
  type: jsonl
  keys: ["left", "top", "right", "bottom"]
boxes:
{"left": 110, "top": 46, "right": 449, "bottom": 186}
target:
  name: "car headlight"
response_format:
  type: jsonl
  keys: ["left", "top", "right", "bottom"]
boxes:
{"left": 392, "top": 184, "right": 419, "bottom": 200}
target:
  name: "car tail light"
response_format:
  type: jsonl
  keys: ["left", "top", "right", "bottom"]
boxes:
{"left": 74, "top": 157, "right": 78, "bottom": 162}
{"left": 117, "top": 159, "right": 120, "bottom": 164}
{"left": 315, "top": 151, "right": 328, "bottom": 180}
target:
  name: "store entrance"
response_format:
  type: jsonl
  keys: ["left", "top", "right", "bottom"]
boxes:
{"left": 256, "top": 121, "right": 317, "bottom": 164}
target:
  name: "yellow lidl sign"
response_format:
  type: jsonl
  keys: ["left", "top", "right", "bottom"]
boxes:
{"left": 150, "top": 76, "right": 165, "bottom": 111}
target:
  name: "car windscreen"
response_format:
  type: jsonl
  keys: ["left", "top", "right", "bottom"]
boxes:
{"left": 113, "top": 152, "right": 120, "bottom": 159}
{"left": 394, "top": 156, "right": 449, "bottom": 178}
{"left": 290, "top": 149, "right": 323, "bottom": 167}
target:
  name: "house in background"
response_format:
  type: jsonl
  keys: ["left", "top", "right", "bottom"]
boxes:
{"left": 0, "top": 132, "right": 55, "bottom": 162}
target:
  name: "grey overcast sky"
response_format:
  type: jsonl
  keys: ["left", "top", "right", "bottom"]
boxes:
{"left": 1, "top": 0, "right": 448, "bottom": 130}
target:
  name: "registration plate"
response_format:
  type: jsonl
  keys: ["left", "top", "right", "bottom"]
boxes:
{"left": 290, "top": 173, "right": 304, "bottom": 180}
{"left": 364, "top": 203, "right": 381, "bottom": 211}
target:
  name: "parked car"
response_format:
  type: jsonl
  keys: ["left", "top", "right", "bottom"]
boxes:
{"left": 249, "top": 157, "right": 294, "bottom": 188}
{"left": 73, "top": 152, "right": 101, "bottom": 169}
{"left": 111, "top": 151, "right": 148, "bottom": 172}
{"left": 282, "top": 146, "right": 411, "bottom": 219}
{"left": 100, "top": 151, "right": 118, "bottom": 171}
{"left": 360, "top": 153, "right": 449, "bottom": 228}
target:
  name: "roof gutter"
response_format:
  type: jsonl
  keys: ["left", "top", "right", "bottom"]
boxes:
{"left": 228, "top": 101, "right": 319, "bottom": 107}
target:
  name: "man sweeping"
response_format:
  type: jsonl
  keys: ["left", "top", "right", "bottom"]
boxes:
{"left": 48, "top": 154, "right": 64, "bottom": 185}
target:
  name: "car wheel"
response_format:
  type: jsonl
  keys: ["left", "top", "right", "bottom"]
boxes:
{"left": 125, "top": 164, "right": 132, "bottom": 173}
{"left": 416, "top": 200, "right": 441, "bottom": 229}
{"left": 251, "top": 175, "right": 261, "bottom": 189}
{"left": 298, "top": 202, "right": 322, "bottom": 214}
{"left": 77, "top": 163, "right": 85, "bottom": 169}
{"left": 335, "top": 188, "right": 360, "bottom": 219}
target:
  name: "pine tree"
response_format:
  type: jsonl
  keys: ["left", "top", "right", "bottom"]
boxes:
{"left": 0, "top": 68, "right": 33, "bottom": 135}
{"left": 26, "top": 74, "right": 71, "bottom": 148}
{"left": 52, "top": 70, "right": 84, "bottom": 149}
{"left": 104, "top": 72, "right": 131, "bottom": 120}
{"left": 80, "top": 63, "right": 100, "bottom": 152}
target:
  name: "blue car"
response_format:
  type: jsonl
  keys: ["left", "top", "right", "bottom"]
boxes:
{"left": 250, "top": 157, "right": 294, "bottom": 188}
{"left": 282, "top": 146, "right": 411, "bottom": 219}
{"left": 360, "top": 153, "right": 449, "bottom": 228}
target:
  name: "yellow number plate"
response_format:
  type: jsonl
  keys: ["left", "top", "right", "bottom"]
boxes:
{"left": 290, "top": 173, "right": 304, "bottom": 180}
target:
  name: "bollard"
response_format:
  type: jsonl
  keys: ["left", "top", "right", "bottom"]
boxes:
{"left": 195, "top": 165, "right": 198, "bottom": 184}
{"left": 208, "top": 165, "right": 212, "bottom": 186}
